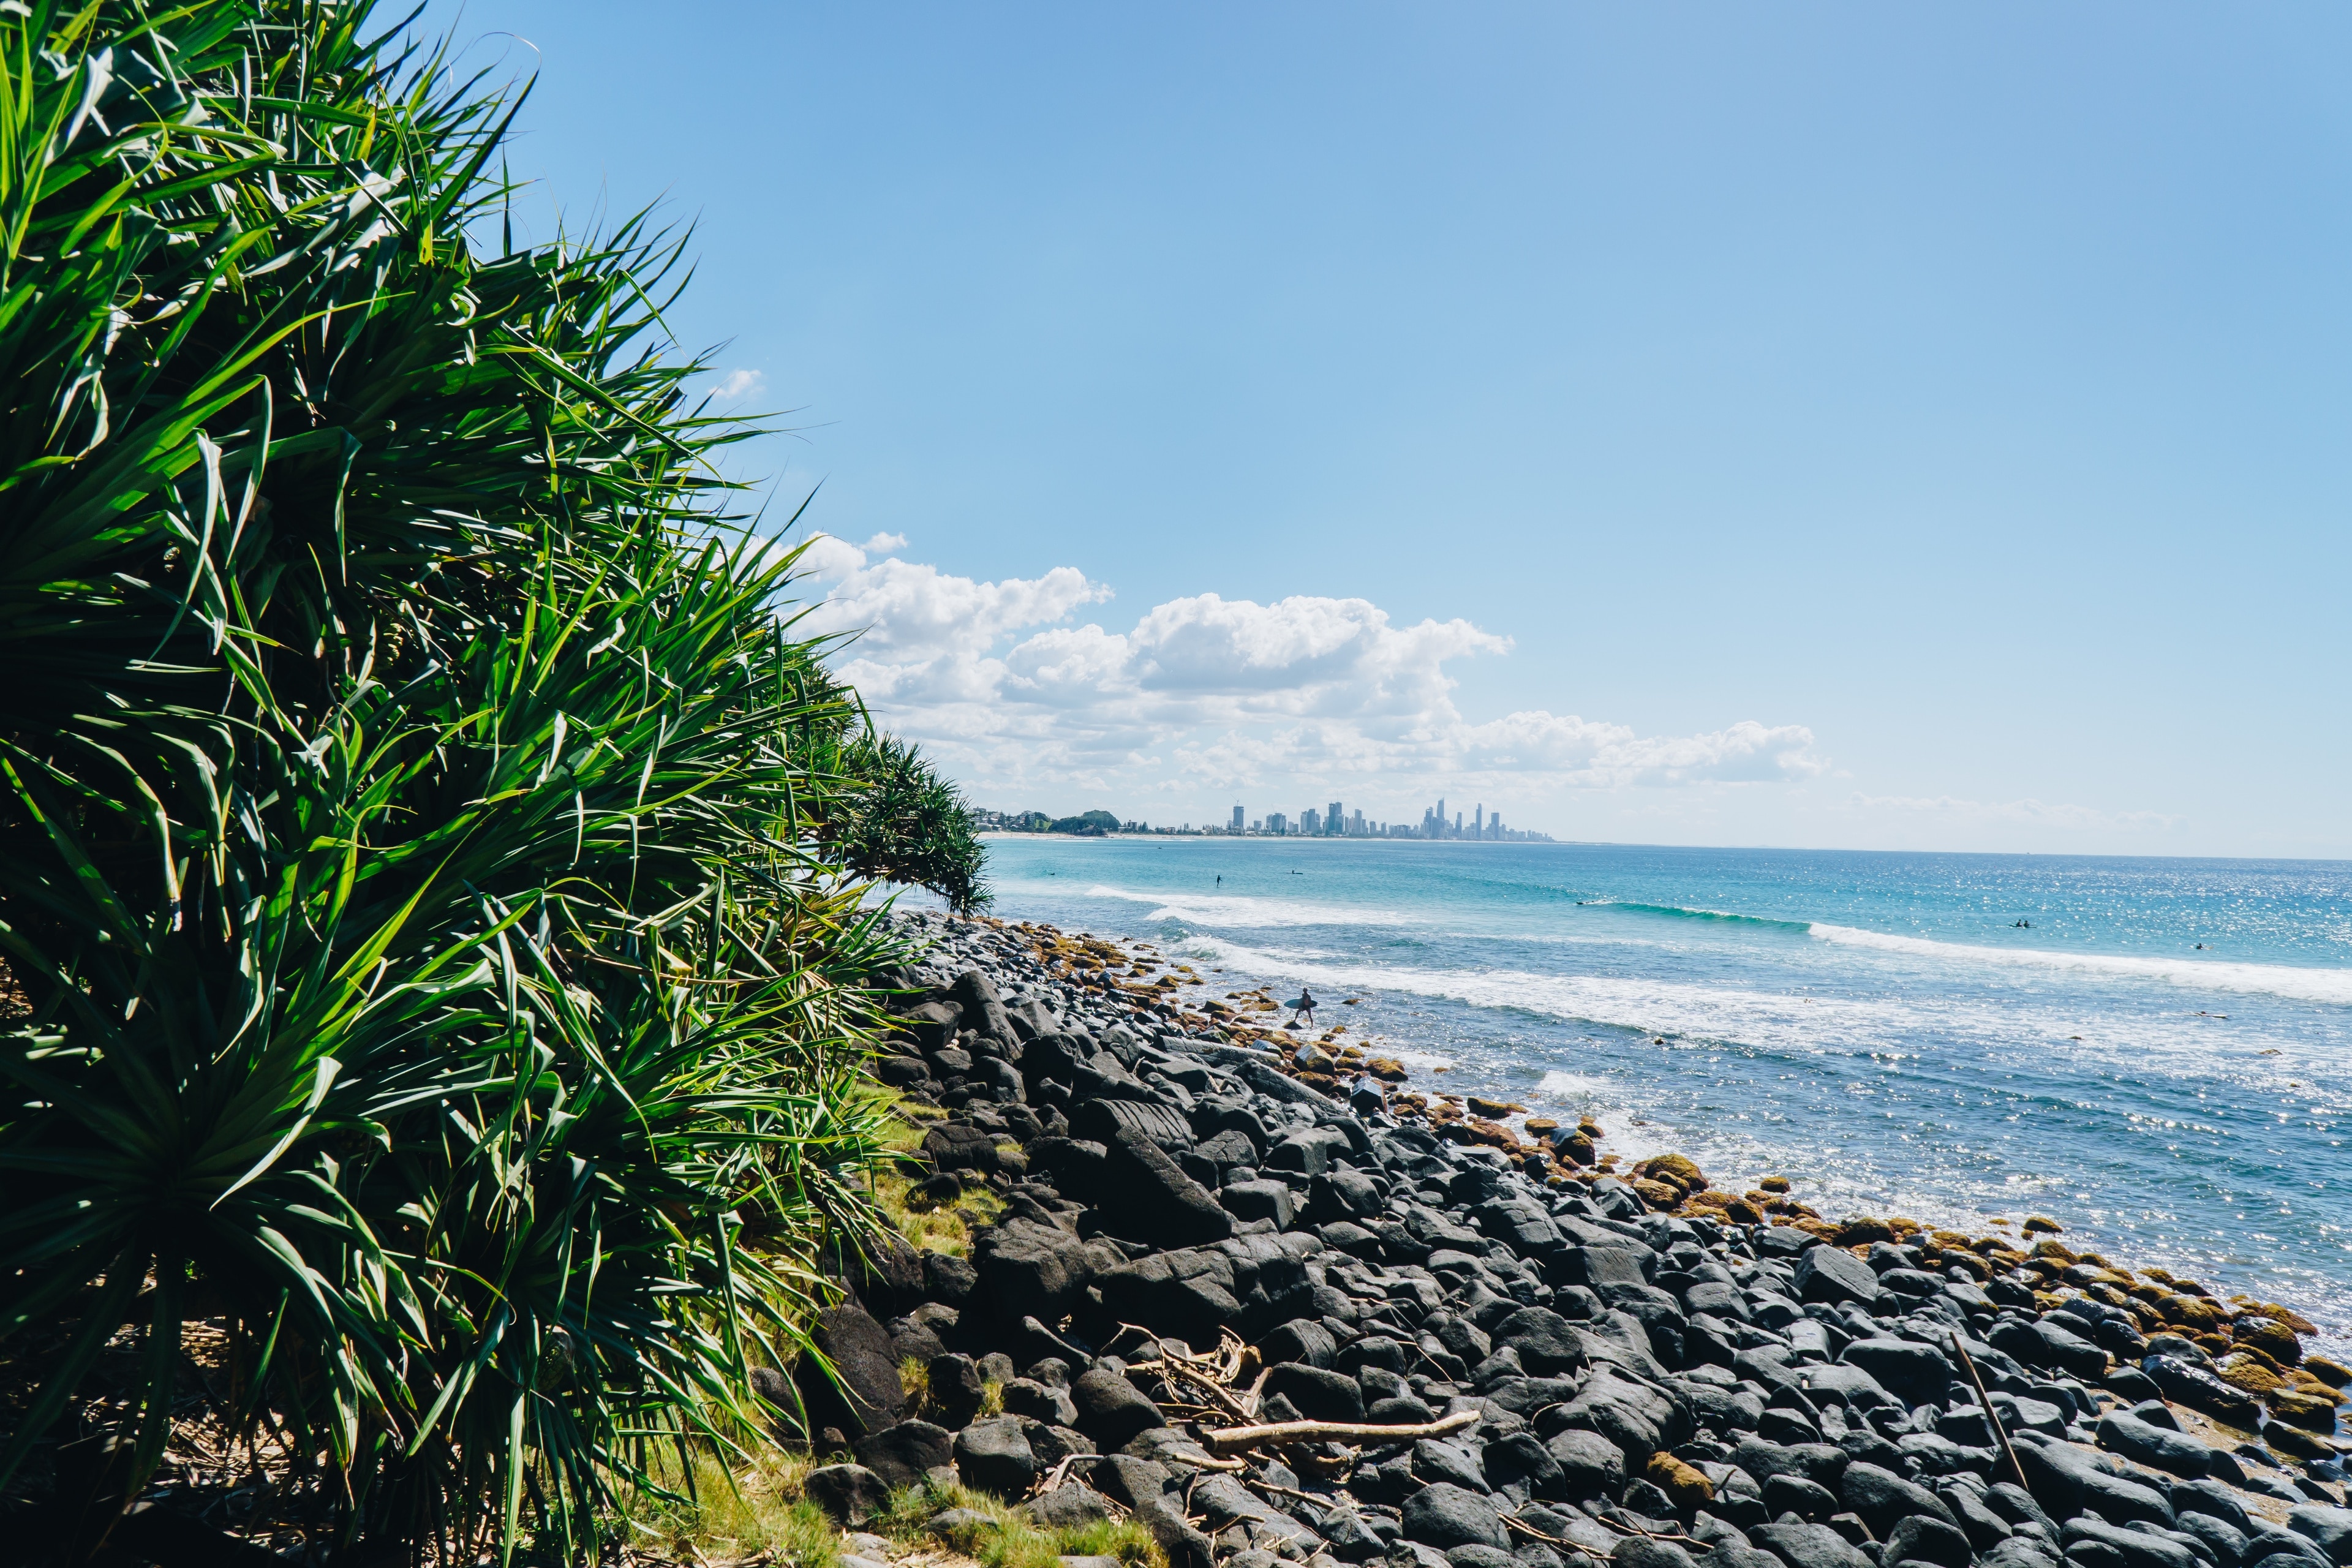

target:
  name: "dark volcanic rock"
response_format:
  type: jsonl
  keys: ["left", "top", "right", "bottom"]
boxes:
{"left": 2012, "top": 1433, "right": 2174, "bottom": 1528}
{"left": 1794, "top": 1246, "right": 1883, "bottom": 1309}
{"left": 927, "top": 1353, "right": 986, "bottom": 1428}
{"left": 1752, "top": 1520, "right": 1878, "bottom": 1568}
{"left": 2141, "top": 1355, "right": 2265, "bottom": 1426}
{"left": 1558, "top": 1367, "right": 1691, "bottom": 1463}
{"left": 854, "top": 1419, "right": 953, "bottom": 1490}
{"left": 1545, "top": 1427, "right": 1627, "bottom": 1498}
{"left": 1841, "top": 1338, "right": 1954, "bottom": 1404}
{"left": 953, "top": 1414, "right": 1038, "bottom": 1497}
{"left": 973, "top": 1215, "right": 1097, "bottom": 1324}
{"left": 1071, "top": 1366, "right": 1168, "bottom": 1449}
{"left": 1264, "top": 1362, "right": 1366, "bottom": 1422}
{"left": 1219, "top": 1178, "right": 1295, "bottom": 1229}
{"left": 1494, "top": 1306, "right": 1588, "bottom": 1376}
{"left": 804, "top": 1463, "right": 888, "bottom": 1525}
{"left": 1887, "top": 1515, "right": 1975, "bottom": 1568}
{"left": 1261, "top": 1319, "right": 1338, "bottom": 1368}
{"left": 2097, "top": 1410, "right": 2218, "bottom": 1479}
{"left": 1839, "top": 1461, "right": 1957, "bottom": 1539}
{"left": 1098, "top": 1126, "right": 1234, "bottom": 1246}
{"left": 1402, "top": 1483, "right": 1512, "bottom": 1550}
{"left": 793, "top": 1301, "right": 909, "bottom": 1441}
{"left": 2289, "top": 1507, "right": 2352, "bottom": 1567}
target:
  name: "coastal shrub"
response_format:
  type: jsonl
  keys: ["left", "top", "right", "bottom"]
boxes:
{"left": 0, "top": 1, "right": 978, "bottom": 1559}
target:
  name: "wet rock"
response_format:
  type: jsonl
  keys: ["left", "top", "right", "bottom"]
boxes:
{"left": 2141, "top": 1356, "right": 2264, "bottom": 1426}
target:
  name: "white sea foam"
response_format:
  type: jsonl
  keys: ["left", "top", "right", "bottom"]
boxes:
{"left": 1077, "top": 882, "right": 1416, "bottom": 929}
{"left": 1179, "top": 933, "right": 2344, "bottom": 1088}
{"left": 1533, "top": 1070, "right": 1611, "bottom": 1102}
{"left": 1807, "top": 923, "right": 2352, "bottom": 1006}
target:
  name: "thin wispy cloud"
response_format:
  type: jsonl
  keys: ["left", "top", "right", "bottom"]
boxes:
{"left": 1844, "top": 793, "right": 2179, "bottom": 832}
{"left": 704, "top": 368, "right": 766, "bottom": 402}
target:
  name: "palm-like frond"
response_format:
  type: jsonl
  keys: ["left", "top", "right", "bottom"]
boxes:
{"left": 0, "top": 2, "right": 964, "bottom": 1559}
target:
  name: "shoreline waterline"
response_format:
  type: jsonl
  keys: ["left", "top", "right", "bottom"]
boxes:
{"left": 930, "top": 836, "right": 2351, "bottom": 1352}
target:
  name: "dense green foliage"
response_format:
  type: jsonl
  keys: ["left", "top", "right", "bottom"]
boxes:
{"left": 0, "top": 1, "right": 979, "bottom": 1558}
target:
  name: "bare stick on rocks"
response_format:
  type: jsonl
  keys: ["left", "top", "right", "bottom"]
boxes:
{"left": 1202, "top": 1408, "right": 1479, "bottom": 1453}
{"left": 1948, "top": 1330, "right": 2031, "bottom": 1492}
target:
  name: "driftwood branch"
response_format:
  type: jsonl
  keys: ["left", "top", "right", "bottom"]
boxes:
{"left": 1201, "top": 1407, "right": 1478, "bottom": 1453}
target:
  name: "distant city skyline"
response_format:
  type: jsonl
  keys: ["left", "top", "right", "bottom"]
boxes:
{"left": 974, "top": 796, "right": 1553, "bottom": 842}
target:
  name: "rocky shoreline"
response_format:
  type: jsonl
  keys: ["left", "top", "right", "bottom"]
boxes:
{"left": 788, "top": 910, "right": 2352, "bottom": 1568}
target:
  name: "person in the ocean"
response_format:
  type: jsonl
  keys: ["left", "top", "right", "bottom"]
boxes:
{"left": 1290, "top": 989, "right": 1317, "bottom": 1028}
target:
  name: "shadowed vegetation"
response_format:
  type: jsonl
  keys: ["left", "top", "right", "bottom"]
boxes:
{"left": 0, "top": 1, "right": 982, "bottom": 1560}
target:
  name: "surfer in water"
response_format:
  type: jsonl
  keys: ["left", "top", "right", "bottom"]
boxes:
{"left": 1289, "top": 989, "right": 1317, "bottom": 1028}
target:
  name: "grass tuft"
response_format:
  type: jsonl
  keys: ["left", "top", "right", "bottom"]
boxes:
{"left": 625, "top": 1449, "right": 844, "bottom": 1568}
{"left": 882, "top": 1480, "right": 1163, "bottom": 1568}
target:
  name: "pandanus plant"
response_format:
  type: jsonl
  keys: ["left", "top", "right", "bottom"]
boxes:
{"left": 0, "top": 1, "right": 979, "bottom": 1559}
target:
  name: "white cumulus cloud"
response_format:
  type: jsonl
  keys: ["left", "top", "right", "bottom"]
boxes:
{"left": 782, "top": 537, "right": 1825, "bottom": 818}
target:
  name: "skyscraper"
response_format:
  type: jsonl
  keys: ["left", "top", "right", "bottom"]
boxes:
{"left": 1231, "top": 804, "right": 1245, "bottom": 831}
{"left": 1475, "top": 804, "right": 1484, "bottom": 839}
{"left": 1327, "top": 801, "right": 1343, "bottom": 837}
{"left": 1302, "top": 807, "right": 1322, "bottom": 835}
{"left": 1434, "top": 797, "right": 1446, "bottom": 839}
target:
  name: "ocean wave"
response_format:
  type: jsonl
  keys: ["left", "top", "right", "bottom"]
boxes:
{"left": 1807, "top": 924, "right": 2352, "bottom": 1005}
{"left": 1178, "top": 933, "right": 2337, "bottom": 1078}
{"left": 1077, "top": 883, "right": 1418, "bottom": 928}
{"left": 1593, "top": 901, "right": 1814, "bottom": 933}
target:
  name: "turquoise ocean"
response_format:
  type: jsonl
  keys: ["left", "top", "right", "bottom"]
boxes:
{"left": 959, "top": 836, "right": 2351, "bottom": 1346}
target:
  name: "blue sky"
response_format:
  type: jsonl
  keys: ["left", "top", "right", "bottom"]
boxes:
{"left": 428, "top": 2, "right": 2352, "bottom": 856}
